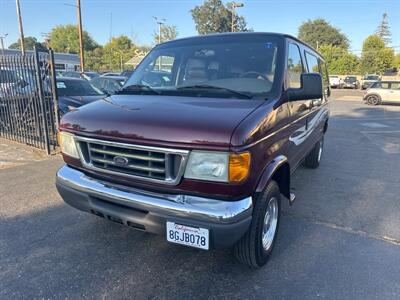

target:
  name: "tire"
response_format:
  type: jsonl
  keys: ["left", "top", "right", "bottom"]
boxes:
{"left": 234, "top": 180, "right": 281, "bottom": 268}
{"left": 305, "top": 136, "right": 324, "bottom": 169}
{"left": 366, "top": 94, "right": 381, "bottom": 105}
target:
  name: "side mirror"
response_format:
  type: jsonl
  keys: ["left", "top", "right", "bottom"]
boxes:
{"left": 287, "top": 73, "right": 323, "bottom": 101}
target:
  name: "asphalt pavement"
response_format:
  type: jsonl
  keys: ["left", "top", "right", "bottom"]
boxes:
{"left": 1, "top": 90, "right": 400, "bottom": 299}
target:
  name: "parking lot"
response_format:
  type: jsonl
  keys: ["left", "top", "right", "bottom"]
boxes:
{"left": 1, "top": 90, "right": 400, "bottom": 299}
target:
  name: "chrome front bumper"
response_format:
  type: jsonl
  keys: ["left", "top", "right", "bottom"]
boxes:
{"left": 56, "top": 165, "right": 253, "bottom": 248}
{"left": 56, "top": 164, "right": 253, "bottom": 223}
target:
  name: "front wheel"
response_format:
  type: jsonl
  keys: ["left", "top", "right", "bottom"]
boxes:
{"left": 366, "top": 94, "right": 381, "bottom": 105}
{"left": 234, "top": 180, "right": 281, "bottom": 268}
{"left": 305, "top": 136, "right": 324, "bottom": 168}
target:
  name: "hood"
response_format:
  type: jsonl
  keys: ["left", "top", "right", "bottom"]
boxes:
{"left": 59, "top": 95, "right": 106, "bottom": 106}
{"left": 60, "top": 95, "right": 264, "bottom": 148}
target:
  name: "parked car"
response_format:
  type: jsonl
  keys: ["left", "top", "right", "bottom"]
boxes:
{"left": 56, "top": 77, "right": 106, "bottom": 116}
{"left": 329, "top": 75, "right": 342, "bottom": 88}
{"left": 56, "top": 33, "right": 330, "bottom": 268}
{"left": 342, "top": 75, "right": 360, "bottom": 89}
{"left": 120, "top": 70, "right": 134, "bottom": 77}
{"left": 81, "top": 72, "right": 100, "bottom": 81}
{"left": 363, "top": 81, "right": 400, "bottom": 105}
{"left": 101, "top": 72, "right": 121, "bottom": 77}
{"left": 361, "top": 74, "right": 380, "bottom": 90}
{"left": 90, "top": 76, "right": 127, "bottom": 95}
{"left": 57, "top": 71, "right": 99, "bottom": 81}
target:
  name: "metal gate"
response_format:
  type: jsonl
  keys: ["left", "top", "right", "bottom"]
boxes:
{"left": 0, "top": 47, "right": 59, "bottom": 154}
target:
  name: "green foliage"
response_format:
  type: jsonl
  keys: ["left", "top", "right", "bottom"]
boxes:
{"left": 102, "top": 35, "right": 138, "bottom": 71}
{"left": 298, "top": 19, "right": 349, "bottom": 49}
{"left": 375, "top": 13, "right": 391, "bottom": 46}
{"left": 319, "top": 45, "right": 359, "bottom": 75}
{"left": 359, "top": 35, "right": 394, "bottom": 74}
{"left": 48, "top": 24, "right": 98, "bottom": 54}
{"left": 8, "top": 36, "right": 47, "bottom": 51}
{"left": 395, "top": 53, "right": 400, "bottom": 69}
{"left": 191, "top": 0, "right": 251, "bottom": 34}
{"left": 85, "top": 47, "right": 104, "bottom": 71}
{"left": 153, "top": 24, "right": 178, "bottom": 44}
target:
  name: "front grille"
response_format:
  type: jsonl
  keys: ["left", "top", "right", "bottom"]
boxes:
{"left": 75, "top": 137, "right": 188, "bottom": 185}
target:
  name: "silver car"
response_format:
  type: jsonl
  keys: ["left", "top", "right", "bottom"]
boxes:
{"left": 364, "top": 81, "right": 400, "bottom": 105}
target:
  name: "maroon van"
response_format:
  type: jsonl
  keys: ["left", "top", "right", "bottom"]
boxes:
{"left": 56, "top": 33, "right": 330, "bottom": 268}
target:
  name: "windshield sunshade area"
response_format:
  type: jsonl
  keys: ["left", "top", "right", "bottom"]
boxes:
{"left": 123, "top": 36, "right": 281, "bottom": 99}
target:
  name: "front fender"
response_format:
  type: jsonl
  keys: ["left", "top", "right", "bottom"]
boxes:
{"left": 255, "top": 155, "right": 290, "bottom": 199}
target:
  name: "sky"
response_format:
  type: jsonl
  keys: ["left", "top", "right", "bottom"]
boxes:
{"left": 1, "top": 0, "right": 399, "bottom": 55}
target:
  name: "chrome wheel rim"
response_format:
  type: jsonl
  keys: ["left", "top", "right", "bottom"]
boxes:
{"left": 262, "top": 197, "right": 279, "bottom": 251}
{"left": 368, "top": 96, "right": 378, "bottom": 105}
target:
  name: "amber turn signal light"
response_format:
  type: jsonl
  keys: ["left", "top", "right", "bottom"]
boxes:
{"left": 229, "top": 152, "right": 251, "bottom": 183}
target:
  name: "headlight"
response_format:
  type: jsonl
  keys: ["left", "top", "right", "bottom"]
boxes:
{"left": 57, "top": 131, "right": 79, "bottom": 158}
{"left": 184, "top": 151, "right": 250, "bottom": 183}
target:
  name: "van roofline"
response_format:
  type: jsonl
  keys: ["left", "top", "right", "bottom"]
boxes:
{"left": 158, "top": 32, "right": 322, "bottom": 58}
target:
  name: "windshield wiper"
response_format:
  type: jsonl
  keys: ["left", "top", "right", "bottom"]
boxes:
{"left": 176, "top": 84, "right": 253, "bottom": 99}
{"left": 117, "top": 84, "right": 160, "bottom": 95}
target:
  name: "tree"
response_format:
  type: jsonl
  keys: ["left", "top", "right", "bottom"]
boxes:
{"left": 85, "top": 47, "right": 105, "bottom": 71}
{"left": 319, "top": 44, "right": 359, "bottom": 75}
{"left": 153, "top": 24, "right": 178, "bottom": 44}
{"left": 359, "top": 35, "right": 394, "bottom": 75}
{"left": 191, "top": 0, "right": 251, "bottom": 34}
{"left": 48, "top": 24, "right": 98, "bottom": 54}
{"left": 395, "top": 53, "right": 400, "bottom": 70}
{"left": 375, "top": 13, "right": 391, "bottom": 46}
{"left": 8, "top": 36, "right": 47, "bottom": 51}
{"left": 103, "top": 35, "right": 137, "bottom": 71}
{"left": 298, "top": 19, "right": 349, "bottom": 49}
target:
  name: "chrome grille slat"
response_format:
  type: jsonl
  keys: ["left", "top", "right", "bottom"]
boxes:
{"left": 74, "top": 136, "right": 188, "bottom": 185}
{"left": 89, "top": 147, "right": 165, "bottom": 162}
{"left": 91, "top": 157, "right": 166, "bottom": 173}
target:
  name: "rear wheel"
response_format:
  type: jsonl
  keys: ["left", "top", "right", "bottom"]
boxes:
{"left": 305, "top": 136, "right": 324, "bottom": 168}
{"left": 366, "top": 94, "right": 381, "bottom": 105}
{"left": 234, "top": 180, "right": 281, "bottom": 268}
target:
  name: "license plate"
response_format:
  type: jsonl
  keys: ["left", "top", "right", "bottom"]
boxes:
{"left": 166, "top": 222, "right": 209, "bottom": 250}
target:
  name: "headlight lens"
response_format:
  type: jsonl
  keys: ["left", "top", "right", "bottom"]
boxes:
{"left": 185, "top": 151, "right": 229, "bottom": 182}
{"left": 58, "top": 131, "right": 79, "bottom": 158}
{"left": 184, "top": 151, "right": 251, "bottom": 183}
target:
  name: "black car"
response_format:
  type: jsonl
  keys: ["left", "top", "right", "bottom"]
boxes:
{"left": 120, "top": 70, "right": 134, "bottom": 77}
{"left": 56, "top": 77, "right": 106, "bottom": 116}
{"left": 90, "top": 76, "right": 127, "bottom": 95}
{"left": 342, "top": 76, "right": 360, "bottom": 89}
{"left": 57, "top": 71, "right": 99, "bottom": 81}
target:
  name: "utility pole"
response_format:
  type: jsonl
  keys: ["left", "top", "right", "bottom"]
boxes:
{"left": 0, "top": 34, "right": 8, "bottom": 56}
{"left": 153, "top": 16, "right": 166, "bottom": 44}
{"left": 231, "top": 2, "right": 244, "bottom": 32}
{"left": 77, "top": 0, "right": 84, "bottom": 72}
{"left": 109, "top": 12, "right": 112, "bottom": 70}
{"left": 15, "top": 0, "right": 25, "bottom": 55}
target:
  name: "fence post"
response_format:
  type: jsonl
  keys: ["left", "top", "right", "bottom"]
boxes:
{"left": 49, "top": 49, "right": 60, "bottom": 130}
{"left": 34, "top": 46, "right": 51, "bottom": 155}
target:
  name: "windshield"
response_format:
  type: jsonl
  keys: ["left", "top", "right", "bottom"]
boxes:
{"left": 56, "top": 79, "right": 104, "bottom": 96}
{"left": 124, "top": 38, "right": 280, "bottom": 99}
{"left": 365, "top": 75, "right": 379, "bottom": 80}
{"left": 345, "top": 77, "right": 356, "bottom": 82}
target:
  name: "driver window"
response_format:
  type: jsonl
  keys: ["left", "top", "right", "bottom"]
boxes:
{"left": 287, "top": 43, "right": 303, "bottom": 88}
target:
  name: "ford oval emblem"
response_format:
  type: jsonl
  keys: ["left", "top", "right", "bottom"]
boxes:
{"left": 113, "top": 156, "right": 129, "bottom": 166}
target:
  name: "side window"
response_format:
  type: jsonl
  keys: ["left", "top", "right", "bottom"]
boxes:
{"left": 381, "top": 82, "right": 390, "bottom": 89}
{"left": 154, "top": 55, "right": 175, "bottom": 73}
{"left": 287, "top": 43, "right": 303, "bottom": 88}
{"left": 305, "top": 52, "right": 320, "bottom": 73}
{"left": 390, "top": 82, "right": 400, "bottom": 90}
